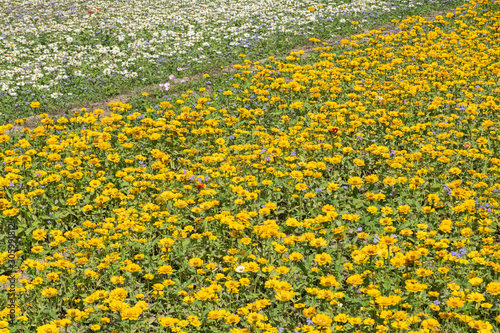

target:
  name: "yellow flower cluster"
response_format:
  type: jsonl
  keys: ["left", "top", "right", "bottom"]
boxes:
{"left": 0, "top": 0, "right": 499, "bottom": 332}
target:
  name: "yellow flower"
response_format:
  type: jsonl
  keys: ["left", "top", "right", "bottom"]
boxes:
{"left": 314, "top": 253, "right": 332, "bottom": 266}
{"left": 188, "top": 258, "right": 204, "bottom": 268}
{"left": 3, "top": 208, "right": 19, "bottom": 217}
{"left": 446, "top": 297, "right": 464, "bottom": 308}
{"left": 466, "top": 292, "right": 485, "bottom": 303}
{"left": 333, "top": 313, "right": 349, "bottom": 324}
{"left": 290, "top": 171, "right": 303, "bottom": 180}
{"left": 41, "top": 287, "right": 58, "bottom": 298}
{"left": 468, "top": 277, "right": 483, "bottom": 286}
{"left": 123, "top": 263, "right": 141, "bottom": 273}
{"left": 288, "top": 252, "right": 303, "bottom": 261}
{"left": 158, "top": 317, "right": 180, "bottom": 327}
{"left": 383, "top": 176, "right": 397, "bottom": 186}
{"left": 32, "top": 229, "right": 47, "bottom": 241}
{"left": 295, "top": 183, "right": 308, "bottom": 191}
{"left": 275, "top": 290, "right": 296, "bottom": 302}
{"left": 486, "top": 282, "right": 500, "bottom": 295}
{"left": 156, "top": 265, "right": 174, "bottom": 275}
{"left": 421, "top": 319, "right": 440, "bottom": 329}
{"left": 30, "top": 101, "right": 41, "bottom": 108}
{"left": 312, "top": 313, "right": 332, "bottom": 327}
{"left": 476, "top": 137, "right": 488, "bottom": 146}
{"left": 346, "top": 274, "right": 364, "bottom": 286}
{"left": 31, "top": 246, "right": 45, "bottom": 254}
{"left": 353, "top": 158, "right": 365, "bottom": 167}
{"left": 35, "top": 324, "right": 59, "bottom": 333}
{"left": 121, "top": 307, "right": 141, "bottom": 321}
{"left": 347, "top": 177, "right": 363, "bottom": 188}
{"left": 320, "top": 275, "right": 340, "bottom": 288}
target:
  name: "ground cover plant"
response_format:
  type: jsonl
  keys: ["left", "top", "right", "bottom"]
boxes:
{"left": 1, "top": 0, "right": 500, "bottom": 332}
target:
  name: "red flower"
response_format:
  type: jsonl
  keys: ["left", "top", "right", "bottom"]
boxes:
{"left": 196, "top": 183, "right": 205, "bottom": 189}
{"left": 96, "top": 8, "right": 100, "bottom": 10}
{"left": 88, "top": 10, "right": 94, "bottom": 14}
{"left": 329, "top": 128, "right": 339, "bottom": 134}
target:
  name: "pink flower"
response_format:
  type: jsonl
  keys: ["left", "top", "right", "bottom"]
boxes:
{"left": 169, "top": 74, "right": 175, "bottom": 80}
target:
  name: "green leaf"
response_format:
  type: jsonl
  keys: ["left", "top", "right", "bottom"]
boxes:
{"left": 297, "top": 263, "right": 309, "bottom": 275}
{"left": 431, "top": 183, "right": 442, "bottom": 192}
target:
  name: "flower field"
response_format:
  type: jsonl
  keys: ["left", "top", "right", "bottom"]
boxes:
{"left": 2, "top": 0, "right": 500, "bottom": 332}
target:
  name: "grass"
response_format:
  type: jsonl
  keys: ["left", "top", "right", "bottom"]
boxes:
{"left": 1, "top": 0, "right": 500, "bottom": 332}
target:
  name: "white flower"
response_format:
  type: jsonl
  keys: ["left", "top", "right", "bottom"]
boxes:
{"left": 169, "top": 74, "right": 175, "bottom": 80}
{"left": 159, "top": 82, "right": 171, "bottom": 91}
{"left": 236, "top": 266, "right": 245, "bottom": 273}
